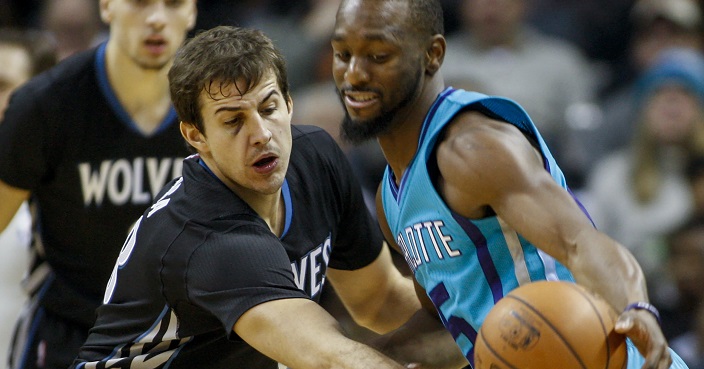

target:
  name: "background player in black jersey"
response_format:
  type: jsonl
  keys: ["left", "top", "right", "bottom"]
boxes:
{"left": 0, "top": 1, "right": 196, "bottom": 368}
{"left": 70, "top": 25, "right": 465, "bottom": 369}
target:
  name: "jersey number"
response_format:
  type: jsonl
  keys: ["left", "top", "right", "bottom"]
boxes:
{"left": 428, "top": 282, "right": 477, "bottom": 365}
{"left": 103, "top": 216, "right": 143, "bottom": 304}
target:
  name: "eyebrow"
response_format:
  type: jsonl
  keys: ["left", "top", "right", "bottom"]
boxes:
{"left": 332, "top": 29, "right": 397, "bottom": 41}
{"left": 214, "top": 89, "right": 280, "bottom": 114}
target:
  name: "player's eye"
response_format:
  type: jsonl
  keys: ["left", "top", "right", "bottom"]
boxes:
{"left": 369, "top": 54, "right": 389, "bottom": 63}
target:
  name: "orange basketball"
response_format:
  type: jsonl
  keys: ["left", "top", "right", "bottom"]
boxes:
{"left": 474, "top": 281, "right": 627, "bottom": 369}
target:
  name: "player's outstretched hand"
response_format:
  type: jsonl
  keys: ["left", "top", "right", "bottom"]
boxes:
{"left": 615, "top": 309, "right": 672, "bottom": 369}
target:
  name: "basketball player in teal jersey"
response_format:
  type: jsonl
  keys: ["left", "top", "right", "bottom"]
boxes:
{"left": 331, "top": 0, "right": 689, "bottom": 368}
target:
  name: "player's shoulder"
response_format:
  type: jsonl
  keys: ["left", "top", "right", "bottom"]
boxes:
{"left": 291, "top": 124, "right": 344, "bottom": 157}
{"left": 447, "top": 108, "right": 521, "bottom": 144}
{"left": 291, "top": 124, "right": 336, "bottom": 144}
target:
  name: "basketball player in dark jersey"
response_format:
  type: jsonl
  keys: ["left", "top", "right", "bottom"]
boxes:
{"left": 70, "top": 26, "right": 462, "bottom": 369}
{"left": 331, "top": 0, "right": 689, "bottom": 368}
{"left": 0, "top": 1, "right": 197, "bottom": 368}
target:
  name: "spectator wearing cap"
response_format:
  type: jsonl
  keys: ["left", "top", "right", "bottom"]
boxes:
{"left": 588, "top": 0, "right": 704, "bottom": 171}
{"left": 583, "top": 48, "right": 704, "bottom": 301}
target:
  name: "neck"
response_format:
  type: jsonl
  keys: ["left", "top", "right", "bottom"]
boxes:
{"left": 251, "top": 191, "right": 285, "bottom": 237}
{"left": 104, "top": 41, "right": 173, "bottom": 134}
{"left": 200, "top": 157, "right": 286, "bottom": 236}
{"left": 377, "top": 76, "right": 445, "bottom": 185}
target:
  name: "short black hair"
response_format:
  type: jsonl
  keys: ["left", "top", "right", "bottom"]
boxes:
{"left": 407, "top": 0, "right": 445, "bottom": 36}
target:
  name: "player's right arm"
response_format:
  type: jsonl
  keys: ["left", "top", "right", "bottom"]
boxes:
{"left": 234, "top": 297, "right": 410, "bottom": 369}
{"left": 0, "top": 179, "right": 30, "bottom": 232}
{"left": 437, "top": 111, "right": 669, "bottom": 369}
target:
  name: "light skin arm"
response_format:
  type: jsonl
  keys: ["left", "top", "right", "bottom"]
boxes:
{"left": 234, "top": 297, "right": 409, "bottom": 369}
{"left": 326, "top": 244, "right": 419, "bottom": 334}
{"left": 0, "top": 179, "right": 30, "bottom": 232}
{"left": 436, "top": 111, "right": 670, "bottom": 369}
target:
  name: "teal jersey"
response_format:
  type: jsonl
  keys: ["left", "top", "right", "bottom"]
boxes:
{"left": 381, "top": 87, "right": 690, "bottom": 368}
{"left": 380, "top": 88, "right": 580, "bottom": 362}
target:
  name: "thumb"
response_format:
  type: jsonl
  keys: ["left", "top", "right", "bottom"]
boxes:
{"left": 614, "top": 313, "right": 634, "bottom": 333}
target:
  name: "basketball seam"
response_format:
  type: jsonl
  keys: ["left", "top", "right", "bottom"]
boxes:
{"left": 506, "top": 294, "right": 588, "bottom": 369}
{"left": 562, "top": 283, "right": 613, "bottom": 369}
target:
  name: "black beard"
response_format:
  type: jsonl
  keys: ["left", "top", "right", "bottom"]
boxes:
{"left": 339, "top": 106, "right": 399, "bottom": 145}
{"left": 338, "top": 69, "right": 422, "bottom": 145}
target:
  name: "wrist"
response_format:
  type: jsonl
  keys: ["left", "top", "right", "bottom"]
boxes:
{"left": 623, "top": 301, "right": 661, "bottom": 325}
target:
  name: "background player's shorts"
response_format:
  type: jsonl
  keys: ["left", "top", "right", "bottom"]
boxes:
{"left": 626, "top": 339, "right": 689, "bottom": 369}
{"left": 8, "top": 293, "right": 88, "bottom": 369}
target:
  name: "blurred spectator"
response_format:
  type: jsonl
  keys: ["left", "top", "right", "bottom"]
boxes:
{"left": 590, "top": 0, "right": 704, "bottom": 171}
{"left": 39, "top": 0, "right": 107, "bottom": 61}
{"left": 686, "top": 155, "right": 704, "bottom": 215}
{"left": 442, "top": 0, "right": 600, "bottom": 188}
{"left": 670, "top": 303, "right": 704, "bottom": 369}
{"left": 0, "top": 28, "right": 56, "bottom": 120}
{"left": 192, "top": 0, "right": 331, "bottom": 92}
{"left": 0, "top": 27, "right": 56, "bottom": 368}
{"left": 660, "top": 217, "right": 704, "bottom": 368}
{"left": 584, "top": 48, "right": 704, "bottom": 284}
{"left": 526, "top": 0, "right": 634, "bottom": 67}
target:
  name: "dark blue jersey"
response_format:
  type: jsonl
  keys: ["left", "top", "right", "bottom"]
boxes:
{"left": 72, "top": 125, "right": 384, "bottom": 368}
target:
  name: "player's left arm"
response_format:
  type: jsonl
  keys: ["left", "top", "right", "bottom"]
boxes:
{"left": 326, "top": 244, "right": 419, "bottom": 334}
{"left": 327, "top": 243, "right": 468, "bottom": 369}
{"left": 437, "top": 111, "right": 671, "bottom": 369}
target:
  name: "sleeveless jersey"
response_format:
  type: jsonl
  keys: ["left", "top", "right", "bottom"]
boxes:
{"left": 380, "top": 88, "right": 581, "bottom": 363}
{"left": 71, "top": 125, "right": 384, "bottom": 369}
{"left": 0, "top": 43, "right": 189, "bottom": 327}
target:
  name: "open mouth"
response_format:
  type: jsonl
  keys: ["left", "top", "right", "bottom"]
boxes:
{"left": 254, "top": 156, "right": 276, "bottom": 168}
{"left": 144, "top": 38, "right": 167, "bottom": 54}
{"left": 345, "top": 91, "right": 379, "bottom": 109}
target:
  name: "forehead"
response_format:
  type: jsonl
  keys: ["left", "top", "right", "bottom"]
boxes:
{"left": 334, "top": 0, "right": 412, "bottom": 41}
{"left": 200, "top": 74, "right": 280, "bottom": 109}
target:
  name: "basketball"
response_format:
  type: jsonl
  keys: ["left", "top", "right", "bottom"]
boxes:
{"left": 473, "top": 281, "right": 627, "bottom": 369}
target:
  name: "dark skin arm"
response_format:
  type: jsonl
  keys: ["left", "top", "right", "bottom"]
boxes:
{"left": 371, "top": 189, "right": 469, "bottom": 369}
{"left": 435, "top": 110, "right": 670, "bottom": 369}
{"left": 326, "top": 244, "right": 420, "bottom": 334}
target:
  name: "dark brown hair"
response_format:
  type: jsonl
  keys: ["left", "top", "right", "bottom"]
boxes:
{"left": 168, "top": 26, "right": 290, "bottom": 133}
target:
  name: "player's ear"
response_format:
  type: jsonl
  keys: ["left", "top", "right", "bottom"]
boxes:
{"left": 425, "top": 34, "right": 445, "bottom": 76}
{"left": 186, "top": 0, "right": 197, "bottom": 31}
{"left": 99, "top": 0, "right": 113, "bottom": 24}
{"left": 180, "top": 121, "right": 207, "bottom": 152}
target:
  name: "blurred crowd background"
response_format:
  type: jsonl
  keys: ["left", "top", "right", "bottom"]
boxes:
{"left": 2, "top": 0, "right": 704, "bottom": 367}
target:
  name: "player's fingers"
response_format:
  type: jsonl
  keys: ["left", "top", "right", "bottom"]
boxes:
{"left": 641, "top": 345, "right": 671, "bottom": 369}
{"left": 615, "top": 311, "right": 671, "bottom": 369}
{"left": 614, "top": 313, "right": 634, "bottom": 334}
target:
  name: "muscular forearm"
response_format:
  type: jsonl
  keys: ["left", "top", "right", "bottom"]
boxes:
{"left": 371, "top": 310, "right": 469, "bottom": 369}
{"left": 359, "top": 276, "right": 422, "bottom": 334}
{"left": 570, "top": 230, "right": 648, "bottom": 311}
